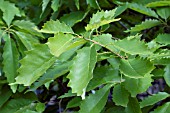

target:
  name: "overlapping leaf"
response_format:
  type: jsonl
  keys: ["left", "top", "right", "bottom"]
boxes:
{"left": 113, "top": 38, "right": 152, "bottom": 55}
{"left": 86, "top": 0, "right": 100, "bottom": 9}
{"left": 120, "top": 58, "right": 154, "bottom": 78}
{"left": 0, "top": 0, "right": 21, "bottom": 26}
{"left": 157, "top": 7, "right": 170, "bottom": 20}
{"left": 124, "top": 75, "right": 153, "bottom": 97}
{"left": 2, "top": 34, "right": 19, "bottom": 91}
{"left": 67, "top": 46, "right": 97, "bottom": 98}
{"left": 155, "top": 34, "right": 170, "bottom": 45}
{"left": 15, "top": 31, "right": 39, "bottom": 50}
{"left": 14, "top": 44, "right": 56, "bottom": 86}
{"left": 60, "top": 11, "right": 87, "bottom": 27}
{"left": 51, "top": 0, "right": 60, "bottom": 12}
{"left": 112, "top": 84, "right": 130, "bottom": 107}
{"left": 38, "top": 20, "right": 74, "bottom": 34}
{"left": 128, "top": 3, "right": 158, "bottom": 18}
{"left": 28, "top": 61, "right": 71, "bottom": 91}
{"left": 13, "top": 20, "right": 44, "bottom": 38}
{"left": 140, "top": 92, "right": 170, "bottom": 108}
{"left": 125, "top": 97, "right": 142, "bottom": 113}
{"left": 126, "top": 19, "right": 161, "bottom": 32}
{"left": 79, "top": 84, "right": 112, "bottom": 113}
{"left": 86, "top": 8, "right": 121, "bottom": 31}
{"left": 150, "top": 102, "right": 170, "bottom": 113}
{"left": 47, "top": 32, "right": 86, "bottom": 57}
{"left": 87, "top": 66, "right": 120, "bottom": 91}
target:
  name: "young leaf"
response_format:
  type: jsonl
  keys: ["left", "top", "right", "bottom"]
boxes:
{"left": 2, "top": 34, "right": 19, "bottom": 91}
{"left": 146, "top": 1, "right": 170, "bottom": 8}
{"left": 47, "top": 33, "right": 86, "bottom": 57}
{"left": 126, "top": 19, "right": 161, "bottom": 32}
{"left": 113, "top": 38, "right": 152, "bottom": 55}
{"left": 86, "top": 8, "right": 121, "bottom": 31}
{"left": 120, "top": 58, "right": 154, "bottom": 78}
{"left": 38, "top": 20, "right": 74, "bottom": 34}
{"left": 125, "top": 97, "right": 142, "bottom": 113}
{"left": 67, "top": 46, "right": 97, "bottom": 98}
{"left": 124, "top": 75, "right": 153, "bottom": 97}
{"left": 150, "top": 102, "right": 170, "bottom": 113}
{"left": 13, "top": 20, "right": 44, "bottom": 38}
{"left": 140, "top": 92, "right": 170, "bottom": 108}
{"left": 128, "top": 3, "right": 158, "bottom": 18}
{"left": 164, "top": 65, "right": 170, "bottom": 87}
{"left": 155, "top": 34, "right": 170, "bottom": 45}
{"left": 0, "top": 0, "right": 21, "bottom": 26}
{"left": 112, "top": 84, "right": 130, "bottom": 107}
{"left": 15, "top": 44, "right": 56, "bottom": 86}
{"left": 79, "top": 84, "right": 112, "bottom": 113}
{"left": 157, "top": 7, "right": 170, "bottom": 20}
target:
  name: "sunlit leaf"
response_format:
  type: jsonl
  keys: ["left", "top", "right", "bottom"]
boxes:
{"left": 14, "top": 44, "right": 56, "bottom": 86}
{"left": 67, "top": 46, "right": 97, "bottom": 98}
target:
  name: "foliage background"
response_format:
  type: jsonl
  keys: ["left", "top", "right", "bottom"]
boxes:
{"left": 0, "top": 0, "right": 170, "bottom": 113}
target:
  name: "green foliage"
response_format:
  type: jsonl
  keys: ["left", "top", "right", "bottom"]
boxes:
{"left": 0, "top": 0, "right": 170, "bottom": 112}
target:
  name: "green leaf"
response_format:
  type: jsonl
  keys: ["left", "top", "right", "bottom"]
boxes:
{"left": 79, "top": 84, "right": 112, "bottom": 113}
{"left": 47, "top": 33, "right": 86, "bottom": 57}
{"left": 38, "top": 20, "right": 74, "bottom": 34}
{"left": 150, "top": 102, "right": 170, "bottom": 113}
{"left": 0, "top": 0, "right": 21, "bottom": 26}
{"left": 74, "top": 0, "right": 80, "bottom": 10}
{"left": 140, "top": 92, "right": 170, "bottom": 108}
{"left": 28, "top": 61, "right": 71, "bottom": 91}
{"left": 128, "top": 3, "right": 158, "bottom": 18}
{"left": 105, "top": 106, "right": 125, "bottom": 113}
{"left": 13, "top": 20, "right": 44, "bottom": 38}
{"left": 93, "top": 34, "right": 118, "bottom": 53}
{"left": 58, "top": 90, "right": 76, "bottom": 99}
{"left": 36, "top": 103, "right": 45, "bottom": 112}
{"left": 86, "top": 0, "right": 100, "bottom": 9}
{"left": 67, "top": 97, "right": 82, "bottom": 109}
{"left": 125, "top": 97, "right": 142, "bottom": 113}
{"left": 0, "top": 86, "right": 12, "bottom": 107}
{"left": 87, "top": 66, "right": 120, "bottom": 91}
{"left": 60, "top": 11, "right": 87, "bottom": 27}
{"left": 86, "top": 8, "right": 121, "bottom": 31}
{"left": 124, "top": 75, "right": 152, "bottom": 97}
{"left": 155, "top": 34, "right": 170, "bottom": 45}
{"left": 113, "top": 38, "right": 152, "bottom": 55}
{"left": 164, "top": 65, "right": 170, "bottom": 87}
{"left": 157, "top": 7, "right": 170, "bottom": 20}
{"left": 41, "top": 0, "right": 50, "bottom": 17}
{"left": 2, "top": 34, "right": 19, "bottom": 92}
{"left": 146, "top": 1, "right": 170, "bottom": 8}
{"left": 126, "top": 19, "right": 161, "bottom": 32}
{"left": 0, "top": 98, "right": 35, "bottom": 113}
{"left": 51, "top": 0, "right": 60, "bottom": 12}
{"left": 120, "top": 58, "right": 154, "bottom": 78}
{"left": 15, "top": 31, "right": 39, "bottom": 50}
{"left": 14, "top": 44, "right": 56, "bottom": 86}
{"left": 112, "top": 84, "right": 130, "bottom": 107}
{"left": 67, "top": 46, "right": 97, "bottom": 98}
